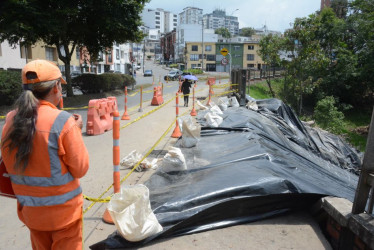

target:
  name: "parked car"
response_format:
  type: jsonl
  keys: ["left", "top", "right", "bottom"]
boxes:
{"left": 70, "top": 70, "right": 82, "bottom": 78}
{"left": 164, "top": 70, "right": 182, "bottom": 81}
{"left": 144, "top": 70, "right": 153, "bottom": 77}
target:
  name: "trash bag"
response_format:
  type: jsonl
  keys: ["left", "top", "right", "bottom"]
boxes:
{"left": 161, "top": 147, "right": 187, "bottom": 172}
{"left": 218, "top": 97, "right": 229, "bottom": 111}
{"left": 181, "top": 118, "right": 201, "bottom": 148}
{"left": 107, "top": 184, "right": 163, "bottom": 242}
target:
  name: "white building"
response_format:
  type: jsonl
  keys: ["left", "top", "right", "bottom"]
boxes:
{"left": 141, "top": 8, "right": 178, "bottom": 34}
{"left": 0, "top": 41, "right": 27, "bottom": 70}
{"left": 175, "top": 24, "right": 218, "bottom": 62}
{"left": 179, "top": 7, "right": 203, "bottom": 25}
{"left": 203, "top": 9, "right": 239, "bottom": 36}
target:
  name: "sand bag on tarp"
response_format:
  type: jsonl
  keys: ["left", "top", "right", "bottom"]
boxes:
{"left": 107, "top": 184, "right": 163, "bottom": 242}
{"left": 162, "top": 146, "right": 187, "bottom": 171}
{"left": 181, "top": 118, "right": 201, "bottom": 148}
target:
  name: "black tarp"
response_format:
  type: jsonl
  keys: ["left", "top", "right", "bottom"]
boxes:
{"left": 90, "top": 98, "right": 361, "bottom": 249}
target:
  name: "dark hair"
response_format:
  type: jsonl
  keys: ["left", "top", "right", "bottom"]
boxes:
{"left": 2, "top": 80, "right": 56, "bottom": 173}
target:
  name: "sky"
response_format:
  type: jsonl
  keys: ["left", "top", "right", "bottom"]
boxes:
{"left": 145, "top": 0, "right": 321, "bottom": 33}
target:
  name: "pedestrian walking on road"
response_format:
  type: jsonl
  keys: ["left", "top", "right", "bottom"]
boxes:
{"left": 181, "top": 78, "right": 192, "bottom": 107}
{"left": 1, "top": 59, "right": 89, "bottom": 250}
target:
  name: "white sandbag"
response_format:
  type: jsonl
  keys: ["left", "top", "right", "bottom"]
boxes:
{"left": 107, "top": 184, "right": 163, "bottom": 242}
{"left": 162, "top": 146, "right": 187, "bottom": 171}
{"left": 246, "top": 100, "right": 258, "bottom": 111}
{"left": 120, "top": 150, "right": 158, "bottom": 172}
{"left": 181, "top": 117, "right": 201, "bottom": 148}
{"left": 218, "top": 97, "right": 230, "bottom": 111}
{"left": 196, "top": 100, "right": 209, "bottom": 110}
{"left": 229, "top": 97, "right": 239, "bottom": 107}
{"left": 204, "top": 112, "right": 223, "bottom": 127}
{"left": 210, "top": 105, "right": 223, "bottom": 115}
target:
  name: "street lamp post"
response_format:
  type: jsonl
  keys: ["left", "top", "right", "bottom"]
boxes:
{"left": 228, "top": 9, "right": 239, "bottom": 75}
{"left": 201, "top": 17, "right": 204, "bottom": 71}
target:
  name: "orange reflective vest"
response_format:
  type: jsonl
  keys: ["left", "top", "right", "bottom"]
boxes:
{"left": 1, "top": 100, "right": 89, "bottom": 231}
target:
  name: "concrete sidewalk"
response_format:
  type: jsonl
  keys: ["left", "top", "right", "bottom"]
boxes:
{"left": 0, "top": 81, "right": 331, "bottom": 250}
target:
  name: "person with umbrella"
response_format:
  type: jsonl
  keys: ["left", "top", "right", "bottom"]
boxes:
{"left": 181, "top": 76, "right": 193, "bottom": 107}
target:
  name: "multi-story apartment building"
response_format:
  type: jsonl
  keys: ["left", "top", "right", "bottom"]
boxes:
{"left": 185, "top": 42, "right": 217, "bottom": 71}
{"left": 203, "top": 9, "right": 239, "bottom": 36}
{"left": 141, "top": 8, "right": 178, "bottom": 34}
{"left": 185, "top": 39, "right": 264, "bottom": 73}
{"left": 179, "top": 7, "right": 203, "bottom": 25}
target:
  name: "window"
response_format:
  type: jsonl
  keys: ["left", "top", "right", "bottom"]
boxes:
{"left": 206, "top": 54, "right": 216, "bottom": 61}
{"left": 76, "top": 47, "right": 80, "bottom": 59}
{"left": 205, "top": 45, "right": 212, "bottom": 51}
{"left": 45, "top": 47, "right": 56, "bottom": 61}
{"left": 173, "top": 19, "right": 177, "bottom": 22}
{"left": 107, "top": 51, "right": 112, "bottom": 63}
{"left": 98, "top": 65, "right": 101, "bottom": 73}
{"left": 116, "top": 49, "right": 120, "bottom": 60}
{"left": 234, "top": 54, "right": 241, "bottom": 58}
{"left": 247, "top": 64, "right": 255, "bottom": 68}
{"left": 155, "top": 12, "right": 160, "bottom": 15}
{"left": 190, "top": 54, "right": 199, "bottom": 61}
{"left": 155, "top": 21, "right": 160, "bottom": 24}
{"left": 247, "top": 54, "right": 255, "bottom": 61}
{"left": 219, "top": 45, "right": 225, "bottom": 50}
{"left": 248, "top": 45, "right": 254, "bottom": 50}
{"left": 156, "top": 25, "right": 160, "bottom": 28}
{"left": 156, "top": 16, "right": 160, "bottom": 20}
{"left": 191, "top": 45, "right": 198, "bottom": 51}
{"left": 234, "top": 46, "right": 240, "bottom": 51}
{"left": 191, "top": 64, "right": 197, "bottom": 68}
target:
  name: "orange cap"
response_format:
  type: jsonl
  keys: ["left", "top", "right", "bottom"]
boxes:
{"left": 22, "top": 59, "right": 66, "bottom": 84}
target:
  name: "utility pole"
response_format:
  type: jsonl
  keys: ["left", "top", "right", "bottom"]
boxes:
{"left": 228, "top": 9, "right": 239, "bottom": 74}
{"left": 201, "top": 18, "right": 204, "bottom": 71}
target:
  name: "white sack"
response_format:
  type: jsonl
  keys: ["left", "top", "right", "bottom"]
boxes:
{"left": 246, "top": 100, "right": 258, "bottom": 111}
{"left": 162, "top": 146, "right": 187, "bottom": 172}
{"left": 196, "top": 100, "right": 209, "bottom": 110}
{"left": 229, "top": 97, "right": 240, "bottom": 107}
{"left": 210, "top": 105, "right": 223, "bottom": 115}
{"left": 204, "top": 112, "right": 223, "bottom": 127}
{"left": 181, "top": 118, "right": 201, "bottom": 148}
{"left": 107, "top": 184, "right": 163, "bottom": 242}
{"left": 120, "top": 150, "right": 158, "bottom": 172}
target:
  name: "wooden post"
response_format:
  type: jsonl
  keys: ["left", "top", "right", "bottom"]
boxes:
{"left": 352, "top": 108, "right": 374, "bottom": 214}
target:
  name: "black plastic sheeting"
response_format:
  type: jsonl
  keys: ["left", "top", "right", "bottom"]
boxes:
{"left": 90, "top": 98, "right": 361, "bottom": 249}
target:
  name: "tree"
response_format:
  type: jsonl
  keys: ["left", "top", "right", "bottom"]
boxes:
{"left": 0, "top": 0, "right": 147, "bottom": 96}
{"left": 215, "top": 27, "right": 231, "bottom": 38}
{"left": 240, "top": 27, "right": 255, "bottom": 37}
{"left": 258, "top": 34, "right": 283, "bottom": 97}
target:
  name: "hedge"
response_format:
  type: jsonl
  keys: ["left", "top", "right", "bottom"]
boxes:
{"left": 0, "top": 70, "right": 23, "bottom": 105}
{"left": 72, "top": 73, "right": 135, "bottom": 94}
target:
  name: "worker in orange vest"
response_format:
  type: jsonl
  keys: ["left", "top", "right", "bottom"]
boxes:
{"left": 1, "top": 59, "right": 89, "bottom": 249}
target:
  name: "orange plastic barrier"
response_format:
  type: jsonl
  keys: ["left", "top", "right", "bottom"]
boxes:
{"left": 151, "top": 86, "right": 164, "bottom": 106}
{"left": 86, "top": 97, "right": 118, "bottom": 136}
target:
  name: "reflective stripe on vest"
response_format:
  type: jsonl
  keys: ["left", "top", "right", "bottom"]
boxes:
{"left": 9, "top": 111, "right": 78, "bottom": 207}
{"left": 16, "top": 186, "right": 82, "bottom": 207}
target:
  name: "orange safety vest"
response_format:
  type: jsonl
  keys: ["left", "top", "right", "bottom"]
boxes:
{"left": 1, "top": 100, "right": 89, "bottom": 231}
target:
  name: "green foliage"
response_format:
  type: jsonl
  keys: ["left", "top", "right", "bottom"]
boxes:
{"left": 0, "top": 0, "right": 147, "bottom": 96}
{"left": 0, "top": 70, "right": 23, "bottom": 105}
{"left": 169, "top": 64, "right": 178, "bottom": 69}
{"left": 184, "top": 69, "right": 203, "bottom": 74}
{"left": 214, "top": 27, "right": 231, "bottom": 38}
{"left": 240, "top": 27, "right": 255, "bottom": 37}
{"left": 314, "top": 96, "right": 345, "bottom": 134}
{"left": 72, "top": 73, "right": 134, "bottom": 94}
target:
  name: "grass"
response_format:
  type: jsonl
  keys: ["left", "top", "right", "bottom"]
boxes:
{"left": 246, "top": 79, "right": 371, "bottom": 152}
